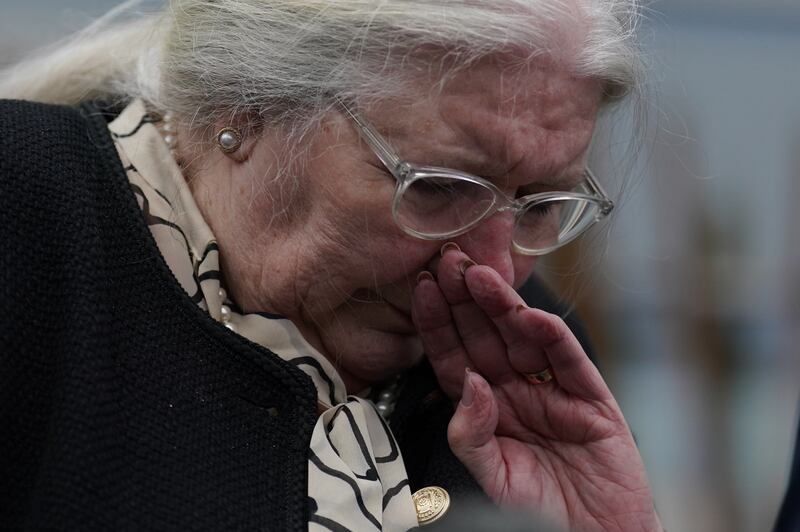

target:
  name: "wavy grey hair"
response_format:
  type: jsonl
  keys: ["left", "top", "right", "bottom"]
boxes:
{"left": 0, "top": 0, "right": 642, "bottom": 129}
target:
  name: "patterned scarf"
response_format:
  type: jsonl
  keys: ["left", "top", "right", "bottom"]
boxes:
{"left": 110, "top": 100, "right": 419, "bottom": 531}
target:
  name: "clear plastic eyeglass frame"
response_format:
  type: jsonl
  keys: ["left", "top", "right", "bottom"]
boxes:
{"left": 338, "top": 99, "right": 615, "bottom": 256}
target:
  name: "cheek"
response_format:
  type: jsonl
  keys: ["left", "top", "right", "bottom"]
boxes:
{"left": 299, "top": 190, "right": 440, "bottom": 307}
{"left": 358, "top": 234, "right": 440, "bottom": 285}
{"left": 304, "top": 163, "right": 440, "bottom": 287}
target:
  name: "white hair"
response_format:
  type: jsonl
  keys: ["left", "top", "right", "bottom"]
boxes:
{"left": 0, "top": 0, "right": 642, "bottom": 128}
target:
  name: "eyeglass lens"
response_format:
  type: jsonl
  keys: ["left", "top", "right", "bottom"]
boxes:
{"left": 513, "top": 197, "right": 600, "bottom": 253}
{"left": 395, "top": 175, "right": 496, "bottom": 235}
{"left": 394, "top": 173, "right": 602, "bottom": 253}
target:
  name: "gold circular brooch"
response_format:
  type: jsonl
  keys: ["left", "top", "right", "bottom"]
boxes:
{"left": 412, "top": 486, "right": 451, "bottom": 526}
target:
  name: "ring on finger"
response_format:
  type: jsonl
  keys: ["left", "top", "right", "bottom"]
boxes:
{"left": 523, "top": 367, "right": 554, "bottom": 385}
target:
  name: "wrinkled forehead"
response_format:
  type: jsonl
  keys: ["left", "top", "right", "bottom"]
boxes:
{"left": 378, "top": 53, "right": 603, "bottom": 181}
{"left": 438, "top": 53, "right": 603, "bottom": 132}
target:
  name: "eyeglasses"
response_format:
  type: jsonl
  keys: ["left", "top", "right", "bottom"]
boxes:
{"left": 338, "top": 100, "right": 614, "bottom": 256}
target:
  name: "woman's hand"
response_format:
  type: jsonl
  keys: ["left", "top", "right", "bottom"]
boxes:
{"left": 410, "top": 245, "right": 662, "bottom": 532}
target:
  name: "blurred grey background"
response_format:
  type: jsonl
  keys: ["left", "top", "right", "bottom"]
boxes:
{"left": 2, "top": 1, "right": 798, "bottom": 531}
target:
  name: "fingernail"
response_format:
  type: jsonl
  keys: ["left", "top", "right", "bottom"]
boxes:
{"left": 416, "top": 271, "right": 434, "bottom": 285}
{"left": 458, "top": 259, "right": 476, "bottom": 276}
{"left": 440, "top": 242, "right": 461, "bottom": 257}
{"left": 461, "top": 369, "right": 475, "bottom": 407}
{"left": 516, "top": 304, "right": 527, "bottom": 313}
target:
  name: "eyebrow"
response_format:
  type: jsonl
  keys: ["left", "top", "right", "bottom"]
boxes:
{"left": 430, "top": 139, "right": 590, "bottom": 190}
{"left": 546, "top": 168, "right": 587, "bottom": 189}
{"left": 343, "top": 99, "right": 587, "bottom": 193}
{"left": 472, "top": 160, "right": 587, "bottom": 192}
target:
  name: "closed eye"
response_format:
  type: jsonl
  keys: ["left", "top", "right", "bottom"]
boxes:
{"left": 525, "top": 202, "right": 554, "bottom": 218}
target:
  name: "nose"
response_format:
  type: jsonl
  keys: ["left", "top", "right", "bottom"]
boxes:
{"left": 451, "top": 211, "right": 516, "bottom": 285}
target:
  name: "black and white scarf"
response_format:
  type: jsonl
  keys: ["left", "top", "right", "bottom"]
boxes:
{"left": 110, "top": 100, "right": 419, "bottom": 531}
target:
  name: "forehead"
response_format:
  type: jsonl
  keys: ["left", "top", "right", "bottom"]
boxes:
{"left": 375, "top": 54, "right": 603, "bottom": 184}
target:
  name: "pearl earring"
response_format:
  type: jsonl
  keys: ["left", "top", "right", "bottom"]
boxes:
{"left": 216, "top": 127, "right": 243, "bottom": 153}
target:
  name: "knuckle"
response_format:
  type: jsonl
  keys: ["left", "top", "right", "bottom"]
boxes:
{"left": 413, "top": 304, "right": 452, "bottom": 333}
{"left": 458, "top": 323, "right": 488, "bottom": 345}
{"left": 447, "top": 418, "right": 472, "bottom": 451}
{"left": 534, "top": 311, "right": 568, "bottom": 344}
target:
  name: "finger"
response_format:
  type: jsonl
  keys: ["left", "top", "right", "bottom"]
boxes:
{"left": 463, "top": 265, "right": 608, "bottom": 399}
{"left": 433, "top": 243, "right": 473, "bottom": 303}
{"left": 436, "top": 244, "right": 516, "bottom": 382}
{"left": 411, "top": 272, "right": 471, "bottom": 398}
{"left": 447, "top": 370, "right": 507, "bottom": 496}
{"left": 521, "top": 308, "right": 612, "bottom": 401}
{"left": 461, "top": 265, "right": 549, "bottom": 376}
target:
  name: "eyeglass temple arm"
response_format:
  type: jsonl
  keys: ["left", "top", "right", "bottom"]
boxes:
{"left": 336, "top": 99, "right": 404, "bottom": 178}
{"left": 584, "top": 167, "right": 614, "bottom": 210}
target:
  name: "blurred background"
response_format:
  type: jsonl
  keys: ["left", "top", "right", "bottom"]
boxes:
{"left": 1, "top": 1, "right": 798, "bottom": 530}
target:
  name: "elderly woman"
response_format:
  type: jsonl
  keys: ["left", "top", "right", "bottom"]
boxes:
{"left": 0, "top": 0, "right": 661, "bottom": 530}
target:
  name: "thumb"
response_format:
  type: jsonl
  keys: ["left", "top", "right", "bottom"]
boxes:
{"left": 448, "top": 369, "right": 506, "bottom": 495}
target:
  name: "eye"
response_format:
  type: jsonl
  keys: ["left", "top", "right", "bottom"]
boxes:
{"left": 526, "top": 202, "right": 554, "bottom": 218}
{"left": 396, "top": 175, "right": 496, "bottom": 234}
{"left": 408, "top": 177, "right": 465, "bottom": 195}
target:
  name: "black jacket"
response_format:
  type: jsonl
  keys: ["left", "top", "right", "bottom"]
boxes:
{"left": 0, "top": 99, "right": 595, "bottom": 530}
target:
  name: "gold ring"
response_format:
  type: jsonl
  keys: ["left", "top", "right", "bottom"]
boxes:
{"left": 523, "top": 367, "right": 554, "bottom": 385}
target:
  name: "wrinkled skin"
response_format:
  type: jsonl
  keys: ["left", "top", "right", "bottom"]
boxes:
{"left": 180, "top": 52, "right": 661, "bottom": 530}
{"left": 185, "top": 54, "right": 596, "bottom": 390}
